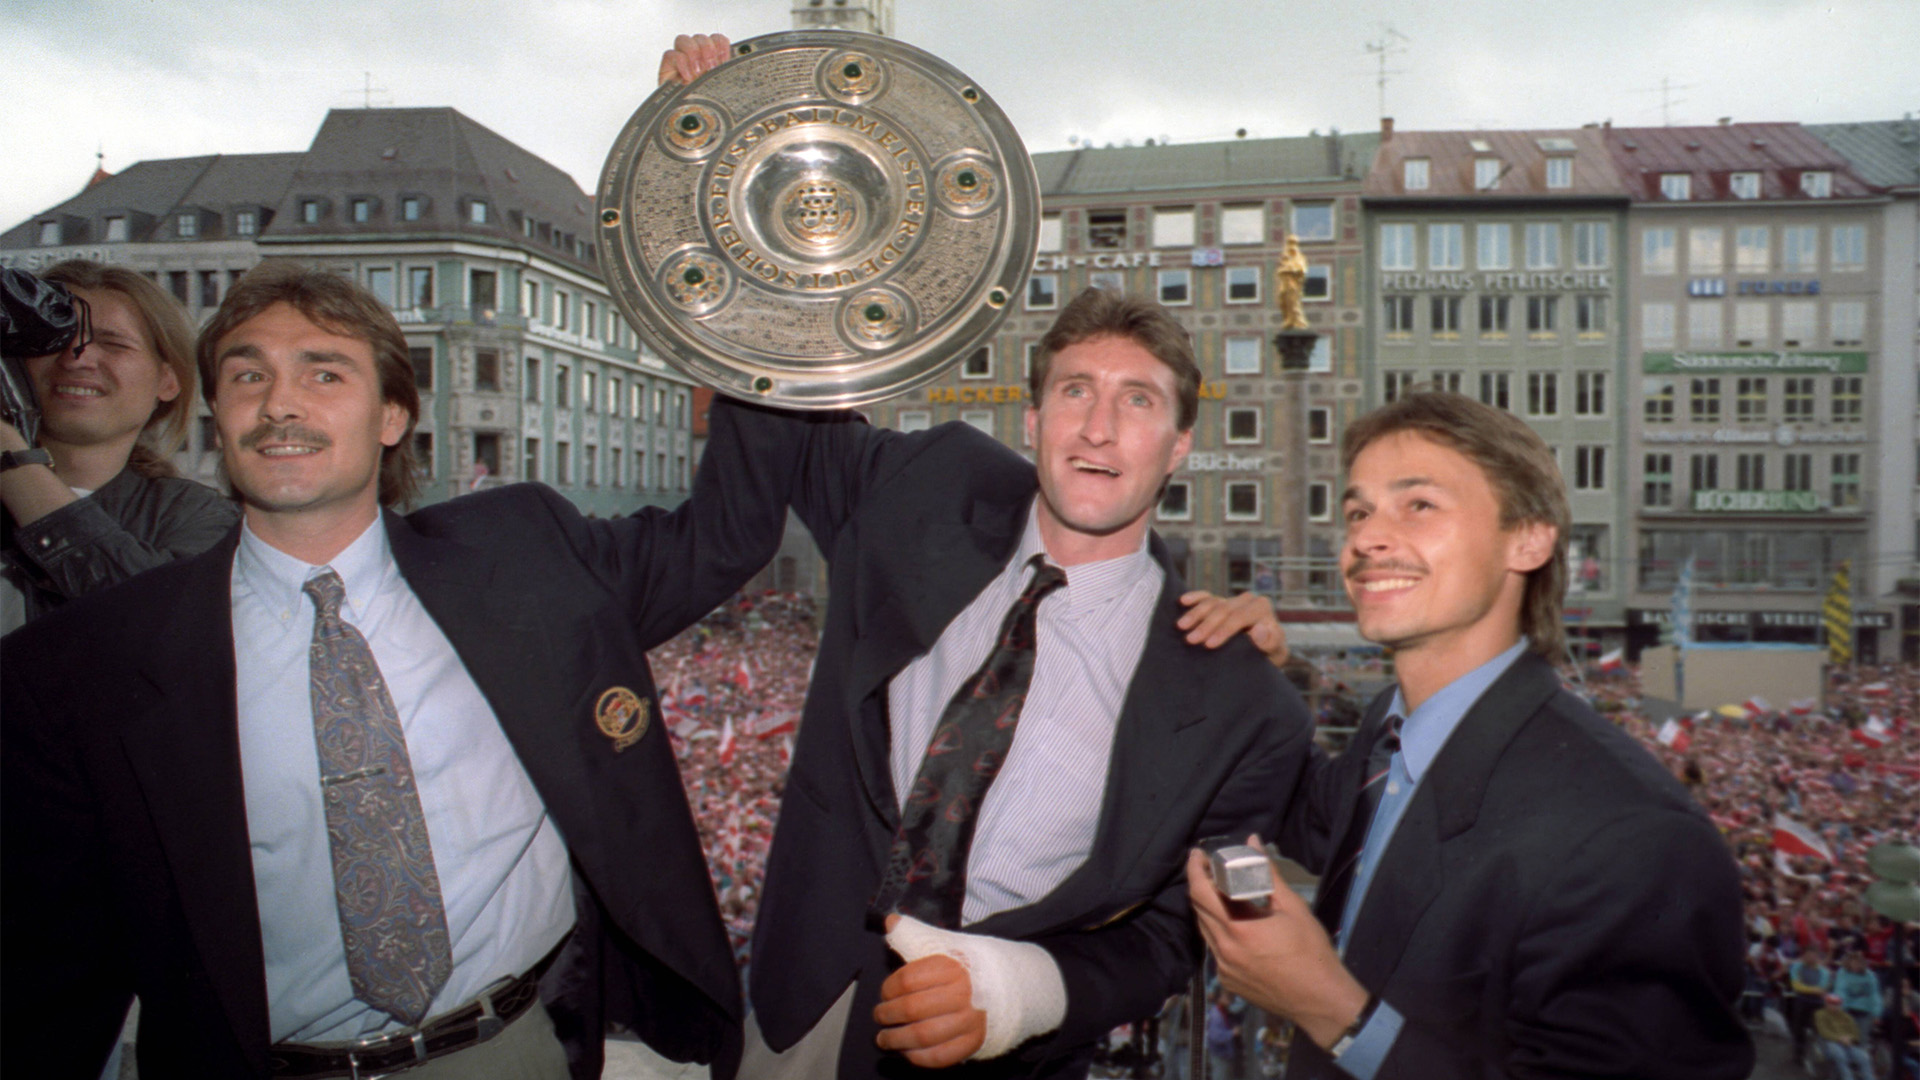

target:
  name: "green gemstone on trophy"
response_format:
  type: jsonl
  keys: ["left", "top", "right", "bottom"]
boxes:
{"left": 864, "top": 303, "right": 887, "bottom": 323}
{"left": 753, "top": 376, "right": 773, "bottom": 393}
{"left": 684, "top": 267, "right": 705, "bottom": 286}
{"left": 956, "top": 170, "right": 978, "bottom": 189}
{"left": 600, "top": 209, "right": 618, "bottom": 225}
{"left": 679, "top": 114, "right": 702, "bottom": 132}
{"left": 843, "top": 62, "right": 863, "bottom": 79}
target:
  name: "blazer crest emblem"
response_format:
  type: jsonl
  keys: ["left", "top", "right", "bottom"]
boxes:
{"left": 595, "top": 687, "right": 649, "bottom": 752}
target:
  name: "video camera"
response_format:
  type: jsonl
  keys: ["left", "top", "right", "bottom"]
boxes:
{"left": 0, "top": 267, "right": 93, "bottom": 446}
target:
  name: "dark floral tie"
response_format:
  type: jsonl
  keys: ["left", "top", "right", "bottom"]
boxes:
{"left": 305, "top": 570, "right": 451, "bottom": 1025}
{"left": 1313, "top": 714, "right": 1404, "bottom": 941}
{"left": 870, "top": 555, "right": 1068, "bottom": 929}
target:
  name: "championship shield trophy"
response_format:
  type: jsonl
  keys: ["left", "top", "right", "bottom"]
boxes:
{"left": 597, "top": 31, "right": 1040, "bottom": 409}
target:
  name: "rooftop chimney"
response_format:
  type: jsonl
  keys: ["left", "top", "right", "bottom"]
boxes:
{"left": 1381, "top": 117, "right": 1394, "bottom": 141}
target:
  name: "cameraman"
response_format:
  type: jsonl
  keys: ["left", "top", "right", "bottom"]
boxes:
{"left": 1, "top": 259, "right": 237, "bottom": 633}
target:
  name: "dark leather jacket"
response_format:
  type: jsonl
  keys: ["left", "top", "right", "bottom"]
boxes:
{"left": 1, "top": 466, "right": 239, "bottom": 631}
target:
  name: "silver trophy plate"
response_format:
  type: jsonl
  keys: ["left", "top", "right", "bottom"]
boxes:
{"left": 597, "top": 31, "right": 1039, "bottom": 409}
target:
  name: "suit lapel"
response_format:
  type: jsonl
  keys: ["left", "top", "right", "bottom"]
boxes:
{"left": 120, "top": 529, "right": 272, "bottom": 1064}
{"left": 1342, "top": 653, "right": 1565, "bottom": 988}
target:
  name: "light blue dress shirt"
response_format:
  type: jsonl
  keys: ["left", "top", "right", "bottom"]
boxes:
{"left": 1332, "top": 639, "right": 1527, "bottom": 1079}
{"left": 232, "top": 518, "right": 574, "bottom": 1042}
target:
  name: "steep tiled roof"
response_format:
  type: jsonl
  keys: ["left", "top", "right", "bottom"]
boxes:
{"left": 1364, "top": 127, "right": 1627, "bottom": 199}
{"left": 2, "top": 155, "right": 222, "bottom": 245}
{"left": 1033, "top": 132, "right": 1380, "bottom": 197}
{"left": 1805, "top": 118, "right": 1920, "bottom": 192}
{"left": 1602, "top": 123, "right": 1879, "bottom": 202}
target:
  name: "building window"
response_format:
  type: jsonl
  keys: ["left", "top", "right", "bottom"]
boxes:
{"left": 1429, "top": 295, "right": 1462, "bottom": 339}
{"left": 1644, "top": 453, "right": 1674, "bottom": 508}
{"left": 1026, "top": 272, "right": 1058, "bottom": 310}
{"left": 1800, "top": 171, "right": 1833, "bottom": 198}
{"left": 1568, "top": 525, "right": 1609, "bottom": 592}
{"left": 1224, "top": 406, "right": 1261, "bottom": 444}
{"left": 1734, "top": 226, "right": 1769, "bottom": 273}
{"left": 1686, "top": 301, "right": 1722, "bottom": 348}
{"left": 1526, "top": 371, "right": 1559, "bottom": 417}
{"left": 1830, "top": 301, "right": 1865, "bottom": 346}
{"left": 401, "top": 196, "right": 422, "bottom": 221}
{"left": 1476, "top": 223, "right": 1512, "bottom": 270}
{"left": 1831, "top": 226, "right": 1866, "bottom": 272}
{"left": 1089, "top": 269, "right": 1125, "bottom": 293}
{"left": 351, "top": 199, "right": 371, "bottom": 223}
{"left": 1037, "top": 214, "right": 1061, "bottom": 252}
{"left": 1220, "top": 205, "right": 1263, "bottom": 245}
{"left": 1152, "top": 208, "right": 1194, "bottom": 248}
{"left": 1781, "top": 301, "right": 1816, "bottom": 346}
{"left": 199, "top": 271, "right": 218, "bottom": 308}
{"left": 606, "top": 377, "right": 620, "bottom": 415}
{"left": 1831, "top": 376, "right": 1862, "bottom": 422}
{"left": 1735, "top": 453, "right": 1766, "bottom": 491}
{"left": 1645, "top": 379, "right": 1675, "bottom": 423}
{"left": 1575, "top": 295, "right": 1607, "bottom": 339}
{"left": 1783, "top": 453, "right": 1813, "bottom": 492}
{"left": 168, "top": 271, "right": 188, "bottom": 303}
{"left": 583, "top": 445, "right": 598, "bottom": 486}
{"left": 407, "top": 267, "right": 433, "bottom": 309}
{"left": 1157, "top": 269, "right": 1191, "bottom": 305}
{"left": 1733, "top": 302, "right": 1768, "bottom": 346}
{"left": 1474, "top": 158, "right": 1503, "bottom": 191}
{"left": 1291, "top": 202, "right": 1334, "bottom": 241}
{"left": 473, "top": 349, "right": 500, "bottom": 392}
{"left": 1735, "top": 376, "right": 1769, "bottom": 422}
{"left": 1223, "top": 336, "right": 1262, "bottom": 376}
{"left": 1831, "top": 453, "right": 1862, "bottom": 508}
{"left": 1660, "top": 173, "right": 1691, "bottom": 200}
{"left": 1574, "top": 371, "right": 1606, "bottom": 417}
{"left": 1545, "top": 156, "right": 1572, "bottom": 189}
{"left": 1304, "top": 264, "right": 1330, "bottom": 300}
{"left": 103, "top": 215, "right": 127, "bottom": 242}
{"left": 554, "top": 290, "right": 569, "bottom": 331}
{"left": 1308, "top": 482, "right": 1333, "bottom": 521}
{"left": 523, "top": 438, "right": 540, "bottom": 481}
{"left": 472, "top": 433, "right": 501, "bottom": 480}
{"left": 1428, "top": 223, "right": 1464, "bottom": 270}
{"left": 412, "top": 432, "right": 434, "bottom": 477}
{"left": 1729, "top": 172, "right": 1761, "bottom": 200}
{"left": 1087, "top": 209, "right": 1127, "bottom": 249}
{"left": 960, "top": 346, "right": 992, "bottom": 379}
{"left": 360, "top": 267, "right": 392, "bottom": 307}
{"left": 897, "top": 409, "right": 932, "bottom": 433}
{"left": 410, "top": 346, "right": 433, "bottom": 391}
{"left": 1225, "top": 480, "right": 1262, "bottom": 522}
{"left": 1158, "top": 480, "right": 1192, "bottom": 522}
{"left": 1307, "top": 407, "right": 1331, "bottom": 443}
{"left": 1479, "top": 295, "right": 1511, "bottom": 338}
{"left": 469, "top": 200, "right": 489, "bottom": 224}
{"left": 1524, "top": 223, "right": 1559, "bottom": 269}
{"left": 1573, "top": 222, "right": 1609, "bottom": 269}
{"left": 582, "top": 370, "right": 597, "bottom": 411}
{"left": 1479, "top": 371, "right": 1510, "bottom": 411}
{"left": 524, "top": 279, "right": 541, "bottom": 321}
{"left": 1022, "top": 341, "right": 1040, "bottom": 378}
{"left": 233, "top": 210, "right": 257, "bottom": 236}
{"left": 469, "top": 269, "right": 497, "bottom": 312}
{"left": 1783, "top": 377, "right": 1815, "bottom": 421}
{"left": 178, "top": 213, "right": 199, "bottom": 238}
{"left": 554, "top": 364, "right": 570, "bottom": 408}
{"left": 1688, "top": 227, "right": 1724, "bottom": 273}
{"left": 1690, "top": 377, "right": 1722, "bottom": 423}
{"left": 556, "top": 441, "right": 571, "bottom": 485}
{"left": 1525, "top": 295, "right": 1558, "bottom": 339}
{"left": 960, "top": 410, "right": 994, "bottom": 436}
{"left": 1382, "top": 370, "right": 1417, "bottom": 403}
{"left": 1308, "top": 336, "right": 1331, "bottom": 373}
{"left": 37, "top": 220, "right": 63, "bottom": 245}
{"left": 1403, "top": 158, "right": 1430, "bottom": 190}
{"left": 1641, "top": 228, "right": 1676, "bottom": 275}
{"left": 300, "top": 200, "right": 321, "bottom": 224}
{"left": 525, "top": 357, "right": 541, "bottom": 402}
{"left": 1225, "top": 266, "right": 1261, "bottom": 303}
{"left": 1574, "top": 445, "right": 1607, "bottom": 491}
{"left": 1379, "top": 223, "right": 1415, "bottom": 270}
{"left": 1690, "top": 453, "right": 1720, "bottom": 492}
{"left": 1783, "top": 226, "right": 1819, "bottom": 272}
{"left": 1382, "top": 295, "right": 1414, "bottom": 338}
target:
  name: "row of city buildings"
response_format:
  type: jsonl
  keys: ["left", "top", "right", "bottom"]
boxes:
{"left": 4, "top": 90, "right": 1916, "bottom": 661}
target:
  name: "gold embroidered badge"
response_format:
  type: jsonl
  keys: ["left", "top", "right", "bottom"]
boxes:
{"left": 595, "top": 687, "right": 649, "bottom": 752}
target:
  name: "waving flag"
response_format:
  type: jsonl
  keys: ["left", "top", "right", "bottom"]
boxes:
{"left": 718, "top": 716, "right": 737, "bottom": 766}
{"left": 1656, "top": 718, "right": 1692, "bottom": 754}
{"left": 1743, "top": 695, "right": 1773, "bottom": 717}
{"left": 1852, "top": 715, "right": 1891, "bottom": 749}
{"left": 1596, "top": 648, "right": 1625, "bottom": 673}
{"left": 1772, "top": 814, "right": 1834, "bottom": 863}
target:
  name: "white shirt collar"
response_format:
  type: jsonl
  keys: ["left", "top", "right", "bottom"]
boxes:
{"left": 235, "top": 515, "right": 393, "bottom": 624}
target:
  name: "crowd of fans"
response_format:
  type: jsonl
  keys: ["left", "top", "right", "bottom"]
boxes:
{"left": 652, "top": 596, "right": 1918, "bottom": 1074}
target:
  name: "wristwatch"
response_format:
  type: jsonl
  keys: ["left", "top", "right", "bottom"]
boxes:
{"left": 1328, "top": 994, "right": 1381, "bottom": 1058}
{"left": 0, "top": 448, "right": 53, "bottom": 473}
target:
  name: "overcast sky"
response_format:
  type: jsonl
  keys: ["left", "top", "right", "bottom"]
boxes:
{"left": 5, "top": 0, "right": 1916, "bottom": 232}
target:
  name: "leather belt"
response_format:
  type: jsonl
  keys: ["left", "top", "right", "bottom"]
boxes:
{"left": 267, "top": 966, "right": 543, "bottom": 1079}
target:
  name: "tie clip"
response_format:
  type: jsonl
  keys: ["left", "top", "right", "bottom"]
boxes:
{"left": 320, "top": 765, "right": 389, "bottom": 787}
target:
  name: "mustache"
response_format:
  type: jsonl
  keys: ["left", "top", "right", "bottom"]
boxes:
{"left": 237, "top": 423, "right": 332, "bottom": 451}
{"left": 1346, "top": 557, "right": 1425, "bottom": 581}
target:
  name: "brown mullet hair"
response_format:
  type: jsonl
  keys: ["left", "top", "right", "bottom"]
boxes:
{"left": 196, "top": 261, "right": 421, "bottom": 508}
{"left": 39, "top": 259, "right": 198, "bottom": 478}
{"left": 1028, "top": 287, "right": 1201, "bottom": 431}
{"left": 1341, "top": 388, "right": 1570, "bottom": 659}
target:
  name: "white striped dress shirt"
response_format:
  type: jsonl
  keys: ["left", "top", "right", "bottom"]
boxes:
{"left": 887, "top": 505, "right": 1163, "bottom": 926}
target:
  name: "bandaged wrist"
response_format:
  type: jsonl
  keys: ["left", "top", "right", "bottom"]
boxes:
{"left": 885, "top": 914, "right": 1068, "bottom": 1059}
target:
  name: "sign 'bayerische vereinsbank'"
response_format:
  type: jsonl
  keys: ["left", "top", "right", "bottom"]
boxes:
{"left": 1643, "top": 350, "right": 1867, "bottom": 374}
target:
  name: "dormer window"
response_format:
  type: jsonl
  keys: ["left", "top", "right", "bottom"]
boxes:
{"left": 235, "top": 210, "right": 257, "bottom": 236}
{"left": 105, "top": 216, "right": 128, "bottom": 242}
{"left": 36, "top": 221, "right": 60, "bottom": 245}
{"left": 1545, "top": 156, "right": 1572, "bottom": 189}
{"left": 469, "top": 200, "right": 489, "bottom": 225}
{"left": 177, "top": 213, "right": 198, "bottom": 238}
{"left": 1729, "top": 172, "right": 1760, "bottom": 200}
{"left": 300, "top": 200, "right": 321, "bottom": 224}
{"left": 1474, "top": 158, "right": 1502, "bottom": 191}
{"left": 1659, "top": 173, "right": 1691, "bottom": 200}
{"left": 1403, "top": 157, "right": 1430, "bottom": 190}
{"left": 1800, "top": 171, "right": 1832, "bottom": 198}
{"left": 401, "top": 196, "right": 423, "bottom": 221}
{"left": 351, "top": 198, "right": 372, "bottom": 223}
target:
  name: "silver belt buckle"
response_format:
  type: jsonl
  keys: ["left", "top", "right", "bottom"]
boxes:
{"left": 344, "top": 1025, "right": 429, "bottom": 1080}
{"left": 474, "top": 974, "right": 514, "bottom": 1042}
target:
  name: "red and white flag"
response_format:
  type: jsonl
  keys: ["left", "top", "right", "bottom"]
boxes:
{"left": 1656, "top": 718, "right": 1691, "bottom": 754}
{"left": 735, "top": 657, "right": 754, "bottom": 693}
{"left": 468, "top": 461, "right": 490, "bottom": 491}
{"left": 1743, "top": 695, "right": 1773, "bottom": 716}
{"left": 718, "top": 716, "right": 737, "bottom": 765}
{"left": 1789, "top": 698, "right": 1818, "bottom": 716}
{"left": 1596, "top": 648, "right": 1626, "bottom": 673}
{"left": 1772, "top": 814, "right": 1834, "bottom": 863}
{"left": 1851, "top": 715, "right": 1891, "bottom": 749}
{"left": 754, "top": 710, "right": 798, "bottom": 740}
{"left": 1861, "top": 682, "right": 1892, "bottom": 697}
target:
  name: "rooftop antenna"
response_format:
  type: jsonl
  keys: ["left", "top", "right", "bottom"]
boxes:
{"left": 1632, "top": 75, "right": 1696, "bottom": 126}
{"left": 345, "top": 72, "right": 392, "bottom": 109}
{"left": 1364, "top": 24, "right": 1410, "bottom": 122}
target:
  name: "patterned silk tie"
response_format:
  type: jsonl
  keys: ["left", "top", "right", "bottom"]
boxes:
{"left": 305, "top": 570, "right": 452, "bottom": 1026}
{"left": 870, "top": 555, "right": 1069, "bottom": 929}
{"left": 1313, "top": 714, "right": 1404, "bottom": 940}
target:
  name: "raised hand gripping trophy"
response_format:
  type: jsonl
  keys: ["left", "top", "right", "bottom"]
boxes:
{"left": 597, "top": 31, "right": 1039, "bottom": 408}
